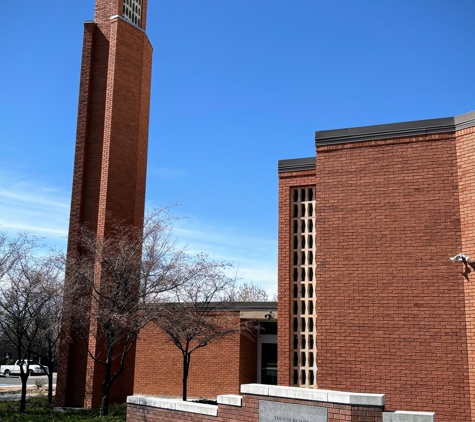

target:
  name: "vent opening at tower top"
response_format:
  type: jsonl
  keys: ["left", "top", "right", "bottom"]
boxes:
{"left": 123, "top": 0, "right": 142, "bottom": 27}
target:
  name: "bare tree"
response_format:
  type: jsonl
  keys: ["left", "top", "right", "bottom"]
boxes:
{"left": 153, "top": 265, "right": 257, "bottom": 401}
{"left": 0, "top": 232, "right": 33, "bottom": 279}
{"left": 227, "top": 281, "right": 270, "bottom": 302}
{"left": 0, "top": 243, "right": 54, "bottom": 412}
{"left": 33, "top": 255, "right": 64, "bottom": 404}
{"left": 63, "top": 208, "right": 200, "bottom": 416}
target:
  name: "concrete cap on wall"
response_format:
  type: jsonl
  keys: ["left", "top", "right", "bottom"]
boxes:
{"left": 383, "top": 410, "right": 436, "bottom": 422}
{"left": 240, "top": 383, "right": 386, "bottom": 407}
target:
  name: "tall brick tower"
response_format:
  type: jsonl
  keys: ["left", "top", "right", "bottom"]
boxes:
{"left": 56, "top": 0, "right": 152, "bottom": 408}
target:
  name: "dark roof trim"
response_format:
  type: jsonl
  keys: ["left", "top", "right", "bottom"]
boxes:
{"left": 315, "top": 110, "right": 475, "bottom": 147}
{"left": 220, "top": 301, "right": 277, "bottom": 312}
{"left": 278, "top": 157, "right": 315, "bottom": 173}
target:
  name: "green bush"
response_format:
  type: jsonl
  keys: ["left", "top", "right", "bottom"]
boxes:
{"left": 0, "top": 396, "right": 126, "bottom": 421}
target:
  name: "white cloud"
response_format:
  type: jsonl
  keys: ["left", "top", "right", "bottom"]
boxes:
{"left": 0, "top": 171, "right": 278, "bottom": 296}
{"left": 0, "top": 170, "right": 70, "bottom": 249}
{"left": 148, "top": 166, "right": 185, "bottom": 179}
{"left": 174, "top": 220, "right": 277, "bottom": 296}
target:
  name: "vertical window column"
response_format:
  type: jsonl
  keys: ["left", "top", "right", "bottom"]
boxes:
{"left": 291, "top": 187, "right": 316, "bottom": 388}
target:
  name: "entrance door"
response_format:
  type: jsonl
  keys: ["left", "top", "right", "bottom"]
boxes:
{"left": 258, "top": 322, "right": 277, "bottom": 385}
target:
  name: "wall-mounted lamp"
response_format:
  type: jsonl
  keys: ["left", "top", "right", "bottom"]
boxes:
{"left": 449, "top": 253, "right": 470, "bottom": 263}
{"left": 264, "top": 311, "right": 274, "bottom": 320}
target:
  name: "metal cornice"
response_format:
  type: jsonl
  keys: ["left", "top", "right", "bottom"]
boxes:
{"left": 315, "top": 110, "right": 475, "bottom": 147}
{"left": 278, "top": 157, "right": 315, "bottom": 173}
{"left": 455, "top": 110, "right": 475, "bottom": 131}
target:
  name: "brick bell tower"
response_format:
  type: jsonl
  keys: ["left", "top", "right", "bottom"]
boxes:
{"left": 55, "top": 0, "right": 152, "bottom": 408}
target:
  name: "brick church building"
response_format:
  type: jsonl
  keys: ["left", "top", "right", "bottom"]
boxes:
{"left": 277, "top": 111, "right": 475, "bottom": 422}
{"left": 56, "top": 1, "right": 475, "bottom": 421}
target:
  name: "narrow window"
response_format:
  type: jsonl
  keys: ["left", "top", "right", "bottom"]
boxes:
{"left": 308, "top": 203, "right": 313, "bottom": 216}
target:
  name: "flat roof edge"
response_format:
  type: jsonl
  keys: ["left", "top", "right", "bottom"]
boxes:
{"left": 315, "top": 110, "right": 475, "bottom": 146}
{"left": 278, "top": 157, "right": 315, "bottom": 173}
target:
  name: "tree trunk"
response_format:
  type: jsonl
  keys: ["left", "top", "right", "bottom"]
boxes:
{"left": 182, "top": 352, "right": 190, "bottom": 401}
{"left": 100, "top": 346, "right": 114, "bottom": 417}
{"left": 47, "top": 341, "right": 54, "bottom": 405}
{"left": 19, "top": 368, "right": 29, "bottom": 412}
{"left": 47, "top": 363, "right": 54, "bottom": 405}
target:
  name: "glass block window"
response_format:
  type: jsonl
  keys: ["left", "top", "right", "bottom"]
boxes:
{"left": 123, "top": 0, "right": 142, "bottom": 27}
{"left": 291, "top": 186, "right": 316, "bottom": 388}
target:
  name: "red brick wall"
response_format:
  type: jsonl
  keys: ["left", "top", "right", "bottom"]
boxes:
{"left": 239, "top": 329, "right": 258, "bottom": 385}
{"left": 56, "top": 0, "right": 152, "bottom": 408}
{"left": 134, "top": 314, "right": 258, "bottom": 398}
{"left": 277, "top": 169, "right": 316, "bottom": 387}
{"left": 127, "top": 394, "right": 384, "bottom": 422}
{"left": 315, "top": 133, "right": 470, "bottom": 421}
{"left": 456, "top": 126, "right": 475, "bottom": 420}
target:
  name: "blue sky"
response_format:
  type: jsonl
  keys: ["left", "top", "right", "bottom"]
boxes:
{"left": 1, "top": 1, "right": 474, "bottom": 295}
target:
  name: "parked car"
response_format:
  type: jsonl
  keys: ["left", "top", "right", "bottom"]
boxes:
{"left": 0, "top": 360, "right": 47, "bottom": 377}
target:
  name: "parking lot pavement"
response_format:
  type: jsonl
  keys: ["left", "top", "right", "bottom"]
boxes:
{"left": 0, "top": 394, "right": 31, "bottom": 402}
{"left": 0, "top": 374, "right": 56, "bottom": 400}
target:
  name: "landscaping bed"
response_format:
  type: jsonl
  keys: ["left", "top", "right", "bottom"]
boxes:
{"left": 0, "top": 396, "right": 126, "bottom": 421}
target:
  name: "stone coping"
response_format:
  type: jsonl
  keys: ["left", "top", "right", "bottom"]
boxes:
{"left": 240, "top": 384, "right": 386, "bottom": 407}
{"left": 127, "top": 395, "right": 218, "bottom": 416}
{"left": 217, "top": 394, "right": 242, "bottom": 407}
{"left": 383, "top": 410, "right": 435, "bottom": 422}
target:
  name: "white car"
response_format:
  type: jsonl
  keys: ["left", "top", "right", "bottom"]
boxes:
{"left": 0, "top": 360, "right": 47, "bottom": 377}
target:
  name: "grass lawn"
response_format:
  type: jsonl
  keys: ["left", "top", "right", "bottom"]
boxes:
{"left": 0, "top": 396, "right": 126, "bottom": 421}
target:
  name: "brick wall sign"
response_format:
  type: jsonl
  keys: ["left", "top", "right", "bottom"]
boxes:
{"left": 259, "top": 400, "right": 327, "bottom": 422}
